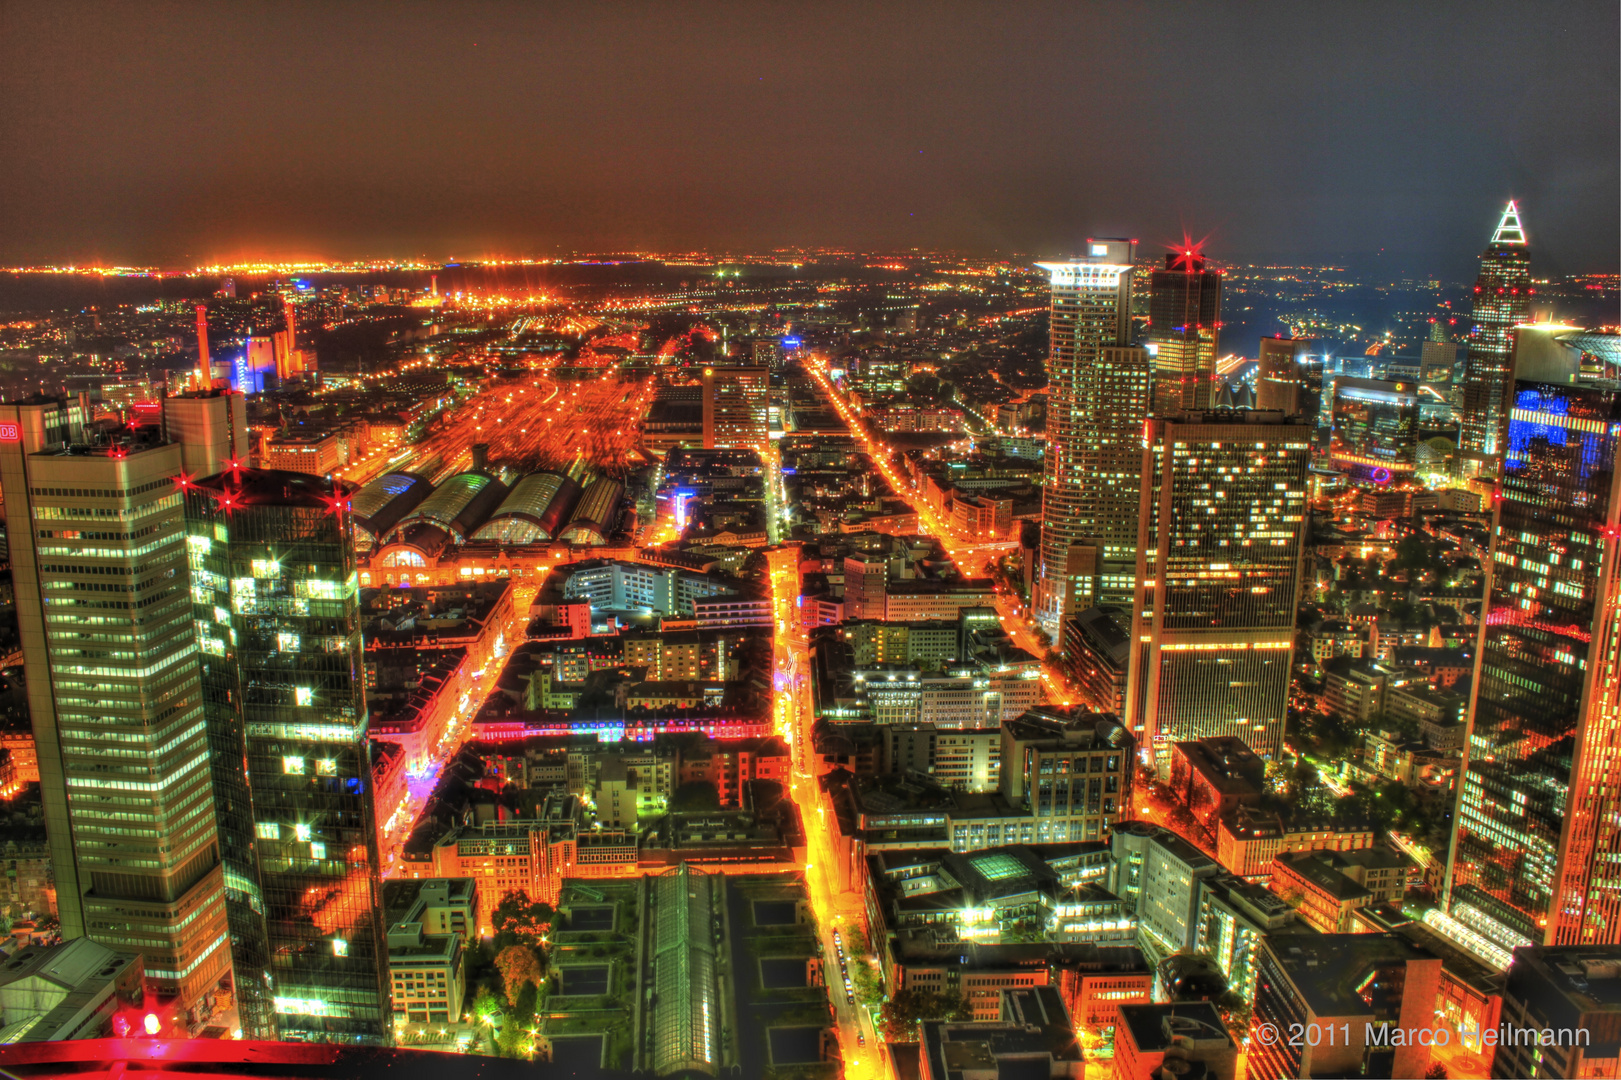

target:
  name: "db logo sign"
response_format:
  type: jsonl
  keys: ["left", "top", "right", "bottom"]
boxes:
{"left": 0, "top": 423, "right": 18, "bottom": 442}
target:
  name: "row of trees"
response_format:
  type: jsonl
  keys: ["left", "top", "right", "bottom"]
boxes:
{"left": 465, "top": 890, "right": 556, "bottom": 1058}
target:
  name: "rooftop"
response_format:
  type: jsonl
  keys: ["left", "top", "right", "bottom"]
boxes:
{"left": 1119, "top": 1001, "right": 1234, "bottom": 1054}
{"left": 1265, "top": 933, "right": 1438, "bottom": 1019}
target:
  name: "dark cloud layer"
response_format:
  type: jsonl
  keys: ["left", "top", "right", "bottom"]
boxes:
{"left": 1, "top": 0, "right": 1615, "bottom": 276}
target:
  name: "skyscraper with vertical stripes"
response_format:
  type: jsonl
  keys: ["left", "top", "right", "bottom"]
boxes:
{"left": 0, "top": 399, "right": 234, "bottom": 1018}
{"left": 1034, "top": 240, "right": 1141, "bottom": 635}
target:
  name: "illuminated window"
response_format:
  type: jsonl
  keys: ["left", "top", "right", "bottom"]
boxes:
{"left": 310, "top": 842, "right": 326, "bottom": 860}
{"left": 295, "top": 687, "right": 314, "bottom": 706}
{"left": 256, "top": 822, "right": 279, "bottom": 840}
{"left": 316, "top": 758, "right": 337, "bottom": 776}
{"left": 332, "top": 938, "right": 348, "bottom": 957}
{"left": 283, "top": 756, "right": 305, "bottom": 775}
{"left": 294, "top": 823, "right": 312, "bottom": 841}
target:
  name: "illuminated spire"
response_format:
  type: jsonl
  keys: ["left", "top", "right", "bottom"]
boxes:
{"left": 1492, "top": 200, "right": 1527, "bottom": 245}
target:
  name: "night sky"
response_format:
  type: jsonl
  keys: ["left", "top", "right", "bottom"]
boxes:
{"left": 2, "top": 1, "right": 1616, "bottom": 276}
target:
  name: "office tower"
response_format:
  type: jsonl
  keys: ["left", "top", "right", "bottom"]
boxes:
{"left": 1328, "top": 378, "right": 1419, "bottom": 487}
{"left": 1125, "top": 413, "right": 1312, "bottom": 773}
{"left": 1034, "top": 240, "right": 1140, "bottom": 632}
{"left": 700, "top": 365, "right": 768, "bottom": 449}
{"left": 1148, "top": 251, "right": 1222, "bottom": 415}
{"left": 0, "top": 400, "right": 233, "bottom": 1013}
{"left": 751, "top": 338, "right": 786, "bottom": 371}
{"left": 1443, "top": 380, "right": 1621, "bottom": 954}
{"left": 843, "top": 550, "right": 889, "bottom": 620}
{"left": 1420, "top": 337, "right": 1460, "bottom": 386}
{"left": 1458, "top": 201, "right": 1532, "bottom": 474}
{"left": 185, "top": 469, "right": 392, "bottom": 1043}
{"left": 1255, "top": 336, "right": 1307, "bottom": 415}
{"left": 164, "top": 390, "right": 251, "bottom": 479}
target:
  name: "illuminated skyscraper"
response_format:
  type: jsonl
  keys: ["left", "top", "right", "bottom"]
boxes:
{"left": 1149, "top": 251, "right": 1222, "bottom": 415}
{"left": 1458, "top": 201, "right": 1532, "bottom": 474}
{"left": 701, "top": 364, "right": 768, "bottom": 449}
{"left": 1328, "top": 378, "right": 1419, "bottom": 488}
{"left": 0, "top": 400, "right": 234, "bottom": 1014}
{"left": 185, "top": 469, "right": 391, "bottom": 1043}
{"left": 1443, "top": 379, "right": 1621, "bottom": 954}
{"left": 1034, "top": 241, "right": 1140, "bottom": 633}
{"left": 1255, "top": 336, "right": 1308, "bottom": 415}
{"left": 1125, "top": 412, "right": 1312, "bottom": 772}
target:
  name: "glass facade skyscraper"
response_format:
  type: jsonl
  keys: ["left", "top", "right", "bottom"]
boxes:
{"left": 1125, "top": 413, "right": 1313, "bottom": 773}
{"left": 1034, "top": 241, "right": 1139, "bottom": 633}
{"left": 1444, "top": 380, "right": 1621, "bottom": 952}
{"left": 185, "top": 468, "right": 391, "bottom": 1043}
{"left": 1459, "top": 201, "right": 1532, "bottom": 472}
{"left": 1255, "top": 336, "right": 1307, "bottom": 416}
{"left": 1328, "top": 377, "right": 1419, "bottom": 487}
{"left": 1149, "top": 252, "right": 1222, "bottom": 416}
{"left": 0, "top": 400, "right": 235, "bottom": 1016}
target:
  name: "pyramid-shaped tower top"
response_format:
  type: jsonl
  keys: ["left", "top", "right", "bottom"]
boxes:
{"left": 1492, "top": 200, "right": 1527, "bottom": 245}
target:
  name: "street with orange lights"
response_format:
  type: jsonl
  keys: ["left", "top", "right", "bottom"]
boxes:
{"left": 766, "top": 360, "right": 1102, "bottom": 1078}
{"left": 802, "top": 356, "right": 1091, "bottom": 709}
{"left": 767, "top": 545, "right": 884, "bottom": 1079}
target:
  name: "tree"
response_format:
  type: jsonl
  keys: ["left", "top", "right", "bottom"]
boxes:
{"left": 878, "top": 987, "right": 972, "bottom": 1042}
{"left": 491, "top": 889, "right": 554, "bottom": 951}
{"left": 1423, "top": 1064, "right": 1448, "bottom": 1079}
{"left": 495, "top": 945, "right": 545, "bottom": 1006}
{"left": 471, "top": 987, "right": 503, "bottom": 1025}
{"left": 669, "top": 781, "right": 721, "bottom": 813}
{"left": 513, "top": 981, "right": 539, "bottom": 1023}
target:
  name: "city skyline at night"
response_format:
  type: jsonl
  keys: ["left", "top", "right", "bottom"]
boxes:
{"left": 0, "top": 4, "right": 1616, "bottom": 1078}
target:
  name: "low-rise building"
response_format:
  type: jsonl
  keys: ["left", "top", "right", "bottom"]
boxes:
{"left": 1061, "top": 606, "right": 1130, "bottom": 716}
{"left": 0, "top": 939, "right": 144, "bottom": 1042}
{"left": 383, "top": 878, "right": 475, "bottom": 1031}
{"left": 1495, "top": 945, "right": 1621, "bottom": 1080}
{"left": 1250, "top": 934, "right": 1442, "bottom": 1080}
{"left": 864, "top": 844, "right": 1125, "bottom": 951}
{"left": 1196, "top": 872, "right": 1315, "bottom": 1005}
{"left": 1215, "top": 809, "right": 1375, "bottom": 878}
{"left": 1168, "top": 738, "right": 1265, "bottom": 839}
{"left": 1112, "top": 1001, "right": 1238, "bottom": 1080}
{"left": 1268, "top": 847, "right": 1407, "bottom": 932}
{"left": 918, "top": 986, "right": 1083, "bottom": 1079}
{"left": 1107, "top": 823, "right": 1222, "bottom": 963}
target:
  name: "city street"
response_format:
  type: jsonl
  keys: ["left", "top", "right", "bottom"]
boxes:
{"left": 802, "top": 356, "right": 1091, "bottom": 708}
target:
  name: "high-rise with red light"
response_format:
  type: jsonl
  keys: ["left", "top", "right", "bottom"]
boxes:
{"left": 0, "top": 399, "right": 235, "bottom": 1020}
{"left": 1148, "top": 251, "right": 1222, "bottom": 415}
{"left": 1458, "top": 201, "right": 1532, "bottom": 474}
{"left": 185, "top": 469, "right": 391, "bottom": 1043}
